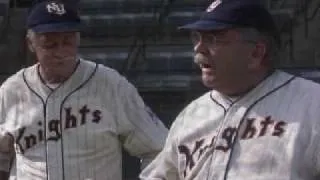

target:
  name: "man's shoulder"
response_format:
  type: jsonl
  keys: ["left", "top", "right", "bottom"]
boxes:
{"left": 0, "top": 65, "right": 37, "bottom": 92}
{"left": 275, "top": 70, "right": 320, "bottom": 112}
{"left": 295, "top": 75, "right": 320, "bottom": 88}
{"left": 81, "top": 59, "right": 123, "bottom": 81}
{"left": 80, "top": 59, "right": 136, "bottom": 96}
{"left": 286, "top": 71, "right": 320, "bottom": 95}
{"left": 176, "top": 91, "right": 215, "bottom": 119}
{"left": 187, "top": 91, "right": 213, "bottom": 109}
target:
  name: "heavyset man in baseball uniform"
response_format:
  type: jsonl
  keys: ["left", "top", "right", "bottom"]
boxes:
{"left": 0, "top": 0, "right": 168, "bottom": 180}
{"left": 140, "top": 0, "right": 320, "bottom": 179}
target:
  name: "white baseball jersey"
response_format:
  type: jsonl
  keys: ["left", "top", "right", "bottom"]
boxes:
{"left": 140, "top": 70, "right": 320, "bottom": 180}
{"left": 0, "top": 59, "right": 168, "bottom": 180}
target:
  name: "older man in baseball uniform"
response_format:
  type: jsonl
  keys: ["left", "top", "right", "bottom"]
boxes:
{"left": 0, "top": 0, "right": 168, "bottom": 180}
{"left": 140, "top": 0, "right": 320, "bottom": 180}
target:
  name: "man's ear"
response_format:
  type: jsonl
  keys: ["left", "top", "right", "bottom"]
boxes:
{"left": 248, "top": 42, "right": 267, "bottom": 69}
{"left": 26, "top": 37, "right": 35, "bottom": 53}
{"left": 26, "top": 30, "right": 37, "bottom": 53}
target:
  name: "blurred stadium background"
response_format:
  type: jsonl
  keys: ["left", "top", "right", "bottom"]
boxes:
{"left": 0, "top": 0, "right": 320, "bottom": 179}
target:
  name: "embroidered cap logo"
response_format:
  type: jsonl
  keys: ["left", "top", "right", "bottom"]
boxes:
{"left": 46, "top": 2, "right": 66, "bottom": 16}
{"left": 206, "top": 0, "right": 222, "bottom": 12}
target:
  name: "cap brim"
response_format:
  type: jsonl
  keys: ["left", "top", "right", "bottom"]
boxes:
{"left": 31, "top": 22, "right": 82, "bottom": 33}
{"left": 179, "top": 20, "right": 234, "bottom": 30}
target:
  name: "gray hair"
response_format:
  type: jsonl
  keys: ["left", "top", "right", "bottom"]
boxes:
{"left": 235, "top": 27, "right": 280, "bottom": 68}
{"left": 26, "top": 29, "right": 81, "bottom": 45}
{"left": 26, "top": 29, "right": 36, "bottom": 41}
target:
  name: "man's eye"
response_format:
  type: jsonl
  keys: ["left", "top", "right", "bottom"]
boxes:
{"left": 42, "top": 43, "right": 56, "bottom": 49}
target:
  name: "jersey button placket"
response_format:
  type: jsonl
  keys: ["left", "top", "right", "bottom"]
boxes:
{"left": 206, "top": 104, "right": 246, "bottom": 179}
{"left": 45, "top": 94, "right": 63, "bottom": 179}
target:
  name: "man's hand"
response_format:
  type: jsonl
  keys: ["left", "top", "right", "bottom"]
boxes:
{"left": 0, "top": 132, "right": 14, "bottom": 153}
{"left": 0, "top": 130, "right": 14, "bottom": 180}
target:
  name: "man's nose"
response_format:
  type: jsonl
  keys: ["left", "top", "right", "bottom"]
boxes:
{"left": 53, "top": 42, "right": 69, "bottom": 57}
{"left": 194, "top": 38, "right": 207, "bottom": 54}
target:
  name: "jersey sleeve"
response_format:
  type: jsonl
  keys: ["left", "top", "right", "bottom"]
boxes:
{"left": 309, "top": 102, "right": 320, "bottom": 177}
{"left": 294, "top": 87, "right": 320, "bottom": 178}
{"left": 114, "top": 76, "right": 169, "bottom": 166}
{"left": 139, "top": 110, "right": 184, "bottom": 180}
{"left": 0, "top": 86, "right": 15, "bottom": 172}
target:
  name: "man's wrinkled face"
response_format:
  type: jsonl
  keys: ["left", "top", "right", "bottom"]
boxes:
{"left": 192, "top": 29, "right": 256, "bottom": 92}
{"left": 27, "top": 31, "right": 79, "bottom": 80}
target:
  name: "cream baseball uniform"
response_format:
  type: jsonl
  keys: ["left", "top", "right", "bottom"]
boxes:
{"left": 140, "top": 70, "right": 320, "bottom": 180}
{"left": 0, "top": 59, "right": 168, "bottom": 180}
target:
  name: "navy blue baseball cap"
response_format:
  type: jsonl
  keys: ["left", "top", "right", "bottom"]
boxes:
{"left": 180, "top": 0, "right": 280, "bottom": 45}
{"left": 27, "top": 0, "right": 81, "bottom": 33}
